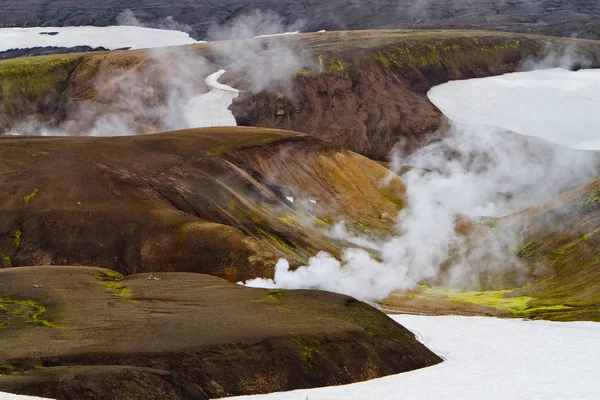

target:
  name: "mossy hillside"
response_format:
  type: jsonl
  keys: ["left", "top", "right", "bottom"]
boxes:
{"left": 225, "top": 136, "right": 406, "bottom": 238}
{"left": 292, "top": 30, "right": 600, "bottom": 79}
{"left": 0, "top": 54, "right": 83, "bottom": 128}
{"left": 0, "top": 267, "right": 442, "bottom": 398}
{"left": 383, "top": 179, "right": 600, "bottom": 322}
{"left": 386, "top": 286, "right": 573, "bottom": 319}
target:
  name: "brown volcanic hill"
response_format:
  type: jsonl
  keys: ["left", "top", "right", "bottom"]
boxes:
{"left": 2, "top": 30, "right": 600, "bottom": 161}
{"left": 381, "top": 178, "right": 600, "bottom": 322}
{"left": 0, "top": 266, "right": 442, "bottom": 398}
{"left": 0, "top": 127, "right": 405, "bottom": 281}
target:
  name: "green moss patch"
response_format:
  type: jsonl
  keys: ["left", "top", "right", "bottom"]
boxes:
{"left": 93, "top": 270, "right": 134, "bottom": 301}
{"left": 0, "top": 297, "right": 60, "bottom": 328}
{"left": 23, "top": 189, "right": 39, "bottom": 205}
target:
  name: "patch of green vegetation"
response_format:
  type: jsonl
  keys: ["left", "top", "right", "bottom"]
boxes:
{"left": 579, "top": 187, "right": 600, "bottom": 208}
{"left": 0, "top": 364, "right": 19, "bottom": 377}
{"left": 276, "top": 212, "right": 301, "bottom": 228}
{"left": 391, "top": 286, "right": 574, "bottom": 318}
{"left": 293, "top": 339, "right": 323, "bottom": 369}
{"left": 265, "top": 290, "right": 284, "bottom": 302}
{"left": 0, "top": 297, "right": 60, "bottom": 328}
{"left": 318, "top": 54, "right": 346, "bottom": 73}
{"left": 0, "top": 53, "right": 82, "bottom": 118}
{"left": 547, "top": 227, "right": 600, "bottom": 268}
{"left": 0, "top": 253, "right": 12, "bottom": 267}
{"left": 296, "top": 69, "right": 311, "bottom": 77}
{"left": 23, "top": 189, "right": 39, "bottom": 205}
{"left": 256, "top": 227, "right": 296, "bottom": 255}
{"left": 1, "top": 228, "right": 24, "bottom": 267}
{"left": 93, "top": 270, "right": 134, "bottom": 301}
{"left": 517, "top": 240, "right": 537, "bottom": 260}
{"left": 424, "top": 287, "right": 533, "bottom": 314}
{"left": 13, "top": 229, "right": 21, "bottom": 250}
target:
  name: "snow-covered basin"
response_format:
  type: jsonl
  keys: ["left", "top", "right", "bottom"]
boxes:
{"left": 0, "top": 26, "right": 197, "bottom": 51}
{"left": 223, "top": 314, "right": 600, "bottom": 400}
{"left": 184, "top": 69, "right": 239, "bottom": 128}
{"left": 428, "top": 68, "right": 600, "bottom": 150}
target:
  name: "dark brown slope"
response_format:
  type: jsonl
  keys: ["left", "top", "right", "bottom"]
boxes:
{"left": 0, "top": 127, "right": 405, "bottom": 281}
{"left": 0, "top": 266, "right": 442, "bottom": 398}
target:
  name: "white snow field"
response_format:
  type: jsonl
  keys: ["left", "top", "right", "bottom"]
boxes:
{"left": 184, "top": 69, "right": 239, "bottom": 128}
{"left": 222, "top": 314, "right": 600, "bottom": 400}
{"left": 428, "top": 68, "right": 600, "bottom": 150}
{"left": 0, "top": 393, "right": 51, "bottom": 400}
{"left": 0, "top": 26, "right": 197, "bottom": 52}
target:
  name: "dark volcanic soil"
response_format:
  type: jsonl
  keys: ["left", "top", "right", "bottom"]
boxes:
{"left": 0, "top": 127, "right": 406, "bottom": 281}
{"left": 0, "top": 266, "right": 442, "bottom": 399}
{"left": 1, "top": 0, "right": 600, "bottom": 40}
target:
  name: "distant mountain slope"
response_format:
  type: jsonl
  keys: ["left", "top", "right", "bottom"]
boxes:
{"left": 1, "top": 0, "right": 600, "bottom": 40}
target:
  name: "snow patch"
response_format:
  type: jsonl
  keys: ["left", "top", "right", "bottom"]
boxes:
{"left": 428, "top": 68, "right": 600, "bottom": 149}
{"left": 0, "top": 26, "right": 197, "bottom": 52}
{"left": 0, "top": 393, "right": 53, "bottom": 400}
{"left": 221, "top": 315, "right": 600, "bottom": 400}
{"left": 254, "top": 31, "right": 300, "bottom": 38}
{"left": 184, "top": 70, "right": 239, "bottom": 128}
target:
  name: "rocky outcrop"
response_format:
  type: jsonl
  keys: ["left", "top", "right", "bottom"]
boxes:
{"left": 0, "top": 127, "right": 405, "bottom": 280}
{"left": 0, "top": 266, "right": 442, "bottom": 399}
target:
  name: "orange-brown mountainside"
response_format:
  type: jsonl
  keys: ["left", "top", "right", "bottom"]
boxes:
{"left": 0, "top": 127, "right": 405, "bottom": 281}
{"left": 2, "top": 31, "right": 600, "bottom": 160}
{"left": 381, "top": 178, "right": 600, "bottom": 322}
{"left": 0, "top": 267, "right": 442, "bottom": 399}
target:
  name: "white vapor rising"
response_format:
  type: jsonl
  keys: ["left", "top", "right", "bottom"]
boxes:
{"left": 3, "top": 10, "right": 310, "bottom": 136}
{"left": 207, "top": 10, "right": 306, "bottom": 40}
{"left": 8, "top": 46, "right": 217, "bottom": 137}
{"left": 208, "top": 10, "right": 312, "bottom": 93}
{"left": 116, "top": 9, "right": 194, "bottom": 35}
{"left": 245, "top": 115, "right": 599, "bottom": 301}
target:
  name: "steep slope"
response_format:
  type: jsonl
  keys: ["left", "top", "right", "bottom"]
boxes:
{"left": 0, "top": 127, "right": 405, "bottom": 281}
{"left": 0, "top": 267, "right": 442, "bottom": 398}
{"left": 1, "top": 0, "right": 600, "bottom": 40}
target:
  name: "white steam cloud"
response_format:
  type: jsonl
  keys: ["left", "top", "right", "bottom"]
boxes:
{"left": 207, "top": 10, "right": 312, "bottom": 93}
{"left": 520, "top": 41, "right": 594, "bottom": 71}
{"left": 245, "top": 115, "right": 599, "bottom": 301}
{"left": 116, "top": 9, "right": 194, "bottom": 35}
{"left": 4, "top": 10, "right": 311, "bottom": 136}
{"left": 8, "top": 46, "right": 215, "bottom": 137}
